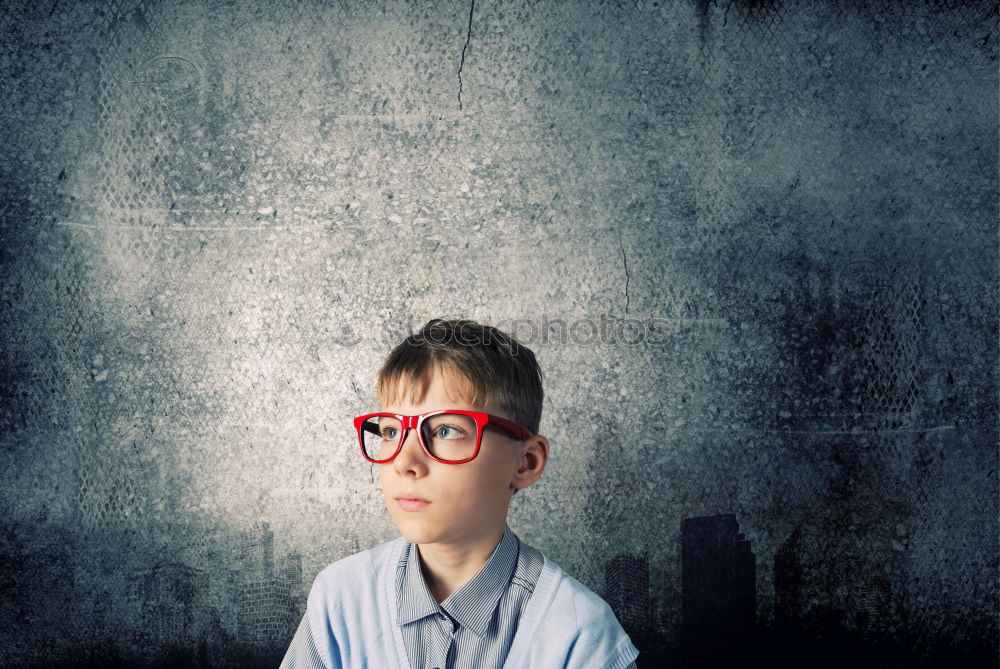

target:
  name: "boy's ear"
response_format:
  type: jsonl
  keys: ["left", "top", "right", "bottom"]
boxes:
{"left": 512, "top": 434, "right": 549, "bottom": 492}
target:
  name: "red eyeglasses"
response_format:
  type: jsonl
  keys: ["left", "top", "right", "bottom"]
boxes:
{"left": 354, "top": 409, "right": 534, "bottom": 464}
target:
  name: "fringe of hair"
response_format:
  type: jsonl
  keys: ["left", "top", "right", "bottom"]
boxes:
{"left": 375, "top": 318, "right": 544, "bottom": 437}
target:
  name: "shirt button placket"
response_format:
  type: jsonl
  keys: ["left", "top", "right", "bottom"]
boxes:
{"left": 429, "top": 611, "right": 455, "bottom": 669}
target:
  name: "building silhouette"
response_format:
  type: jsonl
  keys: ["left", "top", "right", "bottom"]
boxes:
{"left": 604, "top": 553, "right": 652, "bottom": 644}
{"left": 126, "top": 559, "right": 221, "bottom": 665}
{"left": 240, "top": 520, "right": 275, "bottom": 581}
{"left": 681, "top": 513, "right": 756, "bottom": 667}
{"left": 237, "top": 521, "right": 302, "bottom": 650}
{"left": 774, "top": 525, "right": 803, "bottom": 627}
{"left": 851, "top": 575, "right": 895, "bottom": 641}
{"left": 281, "top": 551, "right": 303, "bottom": 600}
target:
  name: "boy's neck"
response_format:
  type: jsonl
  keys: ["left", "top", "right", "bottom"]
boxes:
{"left": 416, "top": 523, "right": 506, "bottom": 604}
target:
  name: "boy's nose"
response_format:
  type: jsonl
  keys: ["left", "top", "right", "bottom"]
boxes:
{"left": 393, "top": 428, "right": 427, "bottom": 468}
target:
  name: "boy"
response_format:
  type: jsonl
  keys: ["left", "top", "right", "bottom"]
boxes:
{"left": 280, "top": 318, "right": 639, "bottom": 668}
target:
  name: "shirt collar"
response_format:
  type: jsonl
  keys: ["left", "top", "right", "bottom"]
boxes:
{"left": 396, "top": 523, "right": 519, "bottom": 638}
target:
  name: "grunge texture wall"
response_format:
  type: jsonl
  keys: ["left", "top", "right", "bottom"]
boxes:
{"left": 1, "top": 0, "right": 997, "bottom": 667}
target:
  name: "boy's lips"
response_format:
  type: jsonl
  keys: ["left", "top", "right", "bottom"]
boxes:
{"left": 396, "top": 496, "right": 430, "bottom": 511}
{"left": 395, "top": 495, "right": 429, "bottom": 502}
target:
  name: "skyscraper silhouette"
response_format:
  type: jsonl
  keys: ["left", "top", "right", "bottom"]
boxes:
{"left": 237, "top": 522, "right": 301, "bottom": 650}
{"left": 604, "top": 553, "right": 652, "bottom": 644}
{"left": 239, "top": 521, "right": 275, "bottom": 581}
{"left": 774, "top": 525, "right": 803, "bottom": 627}
{"left": 681, "top": 513, "right": 756, "bottom": 667}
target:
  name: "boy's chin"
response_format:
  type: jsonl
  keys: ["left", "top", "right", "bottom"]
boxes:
{"left": 393, "top": 519, "right": 439, "bottom": 545}
{"left": 390, "top": 512, "right": 458, "bottom": 545}
{"left": 391, "top": 512, "right": 504, "bottom": 547}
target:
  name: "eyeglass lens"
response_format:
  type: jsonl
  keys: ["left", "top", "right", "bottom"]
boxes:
{"left": 361, "top": 414, "right": 479, "bottom": 462}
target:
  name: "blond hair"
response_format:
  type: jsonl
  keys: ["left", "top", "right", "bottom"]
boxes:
{"left": 376, "top": 318, "right": 544, "bottom": 436}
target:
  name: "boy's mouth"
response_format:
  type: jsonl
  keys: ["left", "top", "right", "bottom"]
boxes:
{"left": 395, "top": 496, "right": 431, "bottom": 511}
{"left": 395, "top": 494, "right": 429, "bottom": 502}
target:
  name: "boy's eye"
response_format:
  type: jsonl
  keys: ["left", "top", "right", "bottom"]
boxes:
{"left": 424, "top": 414, "right": 476, "bottom": 444}
{"left": 434, "top": 424, "right": 464, "bottom": 440}
{"left": 382, "top": 426, "right": 399, "bottom": 440}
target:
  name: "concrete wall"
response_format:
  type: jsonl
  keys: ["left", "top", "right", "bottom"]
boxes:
{"left": 1, "top": 0, "right": 996, "bottom": 666}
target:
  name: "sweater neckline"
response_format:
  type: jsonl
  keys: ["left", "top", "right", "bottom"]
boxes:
{"left": 380, "top": 534, "right": 561, "bottom": 669}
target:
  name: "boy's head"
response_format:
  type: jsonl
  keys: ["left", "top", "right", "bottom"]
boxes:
{"left": 370, "top": 318, "right": 549, "bottom": 546}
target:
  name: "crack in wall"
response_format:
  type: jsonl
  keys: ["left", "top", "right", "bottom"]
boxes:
{"left": 620, "top": 231, "right": 631, "bottom": 315}
{"left": 457, "top": 0, "right": 475, "bottom": 110}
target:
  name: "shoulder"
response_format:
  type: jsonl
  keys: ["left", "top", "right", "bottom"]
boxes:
{"left": 541, "top": 554, "right": 640, "bottom": 664}
{"left": 516, "top": 556, "right": 639, "bottom": 669}
{"left": 551, "top": 562, "right": 619, "bottom": 625}
{"left": 311, "top": 535, "right": 403, "bottom": 596}
{"left": 304, "top": 536, "right": 406, "bottom": 668}
{"left": 514, "top": 538, "right": 617, "bottom": 623}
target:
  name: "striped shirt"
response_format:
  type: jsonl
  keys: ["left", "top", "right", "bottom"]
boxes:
{"left": 396, "top": 522, "right": 539, "bottom": 668}
{"left": 280, "top": 524, "right": 639, "bottom": 668}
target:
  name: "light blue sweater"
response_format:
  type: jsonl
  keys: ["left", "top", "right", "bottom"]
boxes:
{"left": 305, "top": 533, "right": 640, "bottom": 669}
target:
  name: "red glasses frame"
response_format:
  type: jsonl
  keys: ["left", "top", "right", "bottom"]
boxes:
{"left": 354, "top": 409, "right": 534, "bottom": 464}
